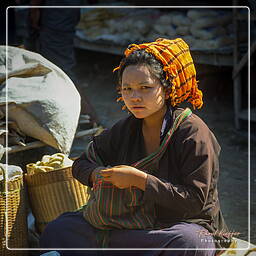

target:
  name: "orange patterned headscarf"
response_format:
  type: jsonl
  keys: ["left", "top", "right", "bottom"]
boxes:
{"left": 114, "top": 38, "right": 203, "bottom": 109}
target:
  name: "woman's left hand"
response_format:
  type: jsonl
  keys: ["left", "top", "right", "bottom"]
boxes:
{"left": 100, "top": 165, "right": 147, "bottom": 190}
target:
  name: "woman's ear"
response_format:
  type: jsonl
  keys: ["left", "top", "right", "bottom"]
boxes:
{"left": 165, "top": 91, "right": 169, "bottom": 100}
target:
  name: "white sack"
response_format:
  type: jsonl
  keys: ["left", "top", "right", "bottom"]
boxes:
{"left": 0, "top": 163, "right": 23, "bottom": 181}
{"left": 0, "top": 46, "right": 81, "bottom": 154}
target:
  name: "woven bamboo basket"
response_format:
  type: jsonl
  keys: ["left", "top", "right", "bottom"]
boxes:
{"left": 0, "top": 175, "right": 28, "bottom": 256}
{"left": 25, "top": 166, "right": 89, "bottom": 234}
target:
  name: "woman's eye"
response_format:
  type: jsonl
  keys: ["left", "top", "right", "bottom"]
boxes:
{"left": 141, "top": 86, "right": 150, "bottom": 90}
{"left": 122, "top": 87, "right": 131, "bottom": 91}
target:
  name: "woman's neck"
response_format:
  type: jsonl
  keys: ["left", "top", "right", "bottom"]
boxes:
{"left": 142, "top": 105, "right": 167, "bottom": 130}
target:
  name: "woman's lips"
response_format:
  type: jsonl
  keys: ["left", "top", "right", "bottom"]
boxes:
{"left": 130, "top": 106, "right": 145, "bottom": 110}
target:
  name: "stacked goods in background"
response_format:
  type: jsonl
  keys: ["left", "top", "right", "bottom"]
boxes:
{"left": 157, "top": 9, "right": 233, "bottom": 49}
{"left": 76, "top": 8, "right": 161, "bottom": 45}
{"left": 25, "top": 153, "right": 90, "bottom": 233}
{"left": 76, "top": 8, "right": 249, "bottom": 49}
{"left": 0, "top": 164, "right": 28, "bottom": 256}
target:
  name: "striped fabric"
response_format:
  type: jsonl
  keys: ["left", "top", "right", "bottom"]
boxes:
{"left": 114, "top": 38, "right": 203, "bottom": 110}
{"left": 83, "top": 108, "right": 192, "bottom": 230}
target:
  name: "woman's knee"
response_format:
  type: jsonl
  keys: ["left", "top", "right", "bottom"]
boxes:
{"left": 40, "top": 214, "right": 69, "bottom": 247}
{"left": 40, "top": 211, "right": 98, "bottom": 249}
{"left": 40, "top": 211, "right": 86, "bottom": 247}
{"left": 165, "top": 222, "right": 216, "bottom": 256}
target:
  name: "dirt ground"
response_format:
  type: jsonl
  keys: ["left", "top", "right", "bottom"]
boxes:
{"left": 71, "top": 48, "right": 256, "bottom": 244}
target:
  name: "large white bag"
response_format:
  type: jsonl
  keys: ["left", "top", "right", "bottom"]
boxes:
{"left": 0, "top": 46, "right": 81, "bottom": 154}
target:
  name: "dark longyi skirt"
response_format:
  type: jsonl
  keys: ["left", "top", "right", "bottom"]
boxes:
{"left": 40, "top": 211, "right": 216, "bottom": 256}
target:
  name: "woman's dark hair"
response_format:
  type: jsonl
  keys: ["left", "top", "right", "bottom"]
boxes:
{"left": 117, "top": 49, "right": 171, "bottom": 89}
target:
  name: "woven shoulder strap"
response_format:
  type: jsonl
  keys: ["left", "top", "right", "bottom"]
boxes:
{"left": 132, "top": 108, "right": 192, "bottom": 169}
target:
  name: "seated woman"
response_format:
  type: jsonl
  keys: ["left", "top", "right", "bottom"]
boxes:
{"left": 40, "top": 38, "right": 232, "bottom": 256}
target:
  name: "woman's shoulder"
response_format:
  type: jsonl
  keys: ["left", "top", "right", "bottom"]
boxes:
{"left": 173, "top": 107, "right": 221, "bottom": 158}
{"left": 173, "top": 107, "right": 219, "bottom": 146}
{"left": 90, "top": 115, "right": 138, "bottom": 162}
{"left": 104, "top": 114, "right": 138, "bottom": 137}
{"left": 173, "top": 107, "right": 211, "bottom": 134}
{"left": 93, "top": 114, "right": 138, "bottom": 148}
{"left": 111, "top": 114, "right": 138, "bottom": 132}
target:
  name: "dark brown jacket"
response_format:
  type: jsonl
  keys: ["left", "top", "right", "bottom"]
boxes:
{"left": 72, "top": 108, "right": 231, "bottom": 248}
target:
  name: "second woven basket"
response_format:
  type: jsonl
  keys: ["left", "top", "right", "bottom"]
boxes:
{"left": 0, "top": 174, "right": 28, "bottom": 256}
{"left": 25, "top": 166, "right": 89, "bottom": 234}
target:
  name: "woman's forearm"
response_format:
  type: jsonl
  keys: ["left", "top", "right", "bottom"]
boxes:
{"left": 72, "top": 153, "right": 99, "bottom": 186}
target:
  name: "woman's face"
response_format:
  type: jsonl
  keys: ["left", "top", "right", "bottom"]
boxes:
{"left": 121, "top": 64, "right": 167, "bottom": 119}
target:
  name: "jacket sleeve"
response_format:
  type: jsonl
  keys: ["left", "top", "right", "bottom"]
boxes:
{"left": 72, "top": 120, "right": 123, "bottom": 187}
{"left": 71, "top": 151, "right": 106, "bottom": 187}
{"left": 72, "top": 129, "right": 113, "bottom": 187}
{"left": 143, "top": 114, "right": 221, "bottom": 219}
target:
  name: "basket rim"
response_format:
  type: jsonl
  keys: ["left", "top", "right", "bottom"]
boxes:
{"left": 0, "top": 175, "right": 23, "bottom": 192}
{"left": 25, "top": 165, "right": 72, "bottom": 176}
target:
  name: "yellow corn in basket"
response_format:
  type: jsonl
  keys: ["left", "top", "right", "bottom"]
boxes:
{"left": 0, "top": 171, "right": 28, "bottom": 255}
{"left": 25, "top": 165, "right": 89, "bottom": 234}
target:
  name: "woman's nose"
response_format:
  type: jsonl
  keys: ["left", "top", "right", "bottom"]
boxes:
{"left": 130, "top": 91, "right": 142, "bottom": 101}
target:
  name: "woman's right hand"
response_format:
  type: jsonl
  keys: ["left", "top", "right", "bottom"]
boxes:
{"left": 100, "top": 165, "right": 147, "bottom": 190}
